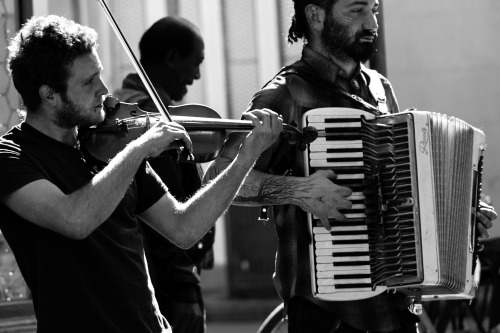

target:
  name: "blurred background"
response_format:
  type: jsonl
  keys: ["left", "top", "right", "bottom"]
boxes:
{"left": 0, "top": 0, "right": 499, "bottom": 332}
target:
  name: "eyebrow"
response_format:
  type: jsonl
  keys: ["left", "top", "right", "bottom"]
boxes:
{"left": 347, "top": 1, "right": 369, "bottom": 6}
{"left": 79, "top": 68, "right": 101, "bottom": 84}
{"left": 84, "top": 71, "right": 97, "bottom": 81}
{"left": 346, "top": 0, "right": 377, "bottom": 7}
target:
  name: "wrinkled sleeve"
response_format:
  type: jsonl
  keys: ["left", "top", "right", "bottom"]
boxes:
{"left": 0, "top": 140, "right": 44, "bottom": 197}
{"left": 244, "top": 75, "right": 295, "bottom": 173}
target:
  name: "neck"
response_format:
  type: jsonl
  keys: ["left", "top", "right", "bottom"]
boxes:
{"left": 308, "top": 40, "right": 358, "bottom": 78}
{"left": 25, "top": 113, "right": 78, "bottom": 146}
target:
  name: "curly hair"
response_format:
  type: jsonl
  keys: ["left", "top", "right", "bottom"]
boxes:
{"left": 288, "top": 0, "right": 337, "bottom": 44}
{"left": 7, "top": 15, "right": 98, "bottom": 113}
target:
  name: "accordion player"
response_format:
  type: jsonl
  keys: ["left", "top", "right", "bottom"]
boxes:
{"left": 303, "top": 108, "right": 486, "bottom": 303}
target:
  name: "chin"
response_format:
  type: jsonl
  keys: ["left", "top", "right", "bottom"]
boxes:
{"left": 174, "top": 87, "right": 188, "bottom": 101}
{"left": 86, "top": 109, "right": 105, "bottom": 126}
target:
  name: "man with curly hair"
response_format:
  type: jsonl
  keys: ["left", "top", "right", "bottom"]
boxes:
{"left": 0, "top": 15, "right": 282, "bottom": 332}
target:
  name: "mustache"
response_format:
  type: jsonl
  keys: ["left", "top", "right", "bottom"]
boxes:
{"left": 356, "top": 30, "right": 378, "bottom": 40}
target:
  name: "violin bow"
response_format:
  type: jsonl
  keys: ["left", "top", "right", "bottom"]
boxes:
{"left": 96, "top": 0, "right": 173, "bottom": 122}
{"left": 96, "top": 0, "right": 318, "bottom": 152}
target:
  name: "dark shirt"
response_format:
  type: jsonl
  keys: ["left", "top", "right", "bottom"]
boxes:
{"left": 0, "top": 123, "right": 169, "bottom": 332}
{"left": 114, "top": 74, "right": 214, "bottom": 305}
{"left": 246, "top": 46, "right": 413, "bottom": 332}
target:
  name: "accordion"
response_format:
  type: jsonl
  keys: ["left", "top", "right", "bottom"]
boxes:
{"left": 303, "top": 108, "right": 486, "bottom": 302}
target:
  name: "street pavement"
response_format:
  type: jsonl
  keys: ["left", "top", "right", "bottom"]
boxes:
{"left": 202, "top": 265, "right": 282, "bottom": 333}
{"left": 207, "top": 320, "right": 262, "bottom": 333}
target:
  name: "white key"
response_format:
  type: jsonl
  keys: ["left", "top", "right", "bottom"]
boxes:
{"left": 313, "top": 225, "right": 367, "bottom": 234}
{"left": 315, "top": 244, "right": 369, "bottom": 255}
{"left": 317, "top": 269, "right": 371, "bottom": 278}
{"left": 309, "top": 141, "right": 363, "bottom": 152}
{"left": 316, "top": 264, "right": 371, "bottom": 272}
{"left": 309, "top": 152, "right": 363, "bottom": 160}
{"left": 316, "top": 256, "right": 370, "bottom": 263}
{"left": 310, "top": 160, "right": 364, "bottom": 167}
{"left": 314, "top": 234, "right": 368, "bottom": 242}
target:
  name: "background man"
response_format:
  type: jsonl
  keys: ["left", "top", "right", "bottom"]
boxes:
{"left": 113, "top": 16, "right": 210, "bottom": 333}
{"left": 205, "top": 0, "right": 497, "bottom": 332}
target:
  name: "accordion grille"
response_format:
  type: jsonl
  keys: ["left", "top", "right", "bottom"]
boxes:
{"left": 360, "top": 117, "right": 421, "bottom": 288}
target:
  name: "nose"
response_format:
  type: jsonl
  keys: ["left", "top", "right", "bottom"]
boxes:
{"left": 97, "top": 77, "right": 109, "bottom": 97}
{"left": 363, "top": 12, "right": 378, "bottom": 32}
{"left": 194, "top": 66, "right": 201, "bottom": 80}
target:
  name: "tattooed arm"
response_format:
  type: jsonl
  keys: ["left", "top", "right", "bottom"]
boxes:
{"left": 203, "top": 132, "right": 353, "bottom": 228}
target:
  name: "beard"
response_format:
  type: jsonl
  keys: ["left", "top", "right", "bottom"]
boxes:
{"left": 321, "top": 16, "right": 378, "bottom": 63}
{"left": 54, "top": 93, "right": 102, "bottom": 128}
{"left": 171, "top": 84, "right": 188, "bottom": 102}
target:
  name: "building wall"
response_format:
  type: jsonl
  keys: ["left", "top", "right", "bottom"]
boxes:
{"left": 383, "top": 0, "right": 500, "bottom": 237}
{"left": 0, "top": 0, "right": 21, "bottom": 137}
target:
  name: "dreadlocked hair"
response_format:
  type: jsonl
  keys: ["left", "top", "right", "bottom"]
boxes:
{"left": 287, "top": 0, "right": 336, "bottom": 44}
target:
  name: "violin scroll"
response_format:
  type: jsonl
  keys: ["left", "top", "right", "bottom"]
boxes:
{"left": 280, "top": 125, "right": 318, "bottom": 151}
{"left": 301, "top": 126, "right": 319, "bottom": 149}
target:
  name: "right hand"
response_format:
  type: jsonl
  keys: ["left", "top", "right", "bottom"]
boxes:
{"left": 294, "top": 169, "right": 353, "bottom": 230}
{"left": 137, "top": 120, "right": 193, "bottom": 159}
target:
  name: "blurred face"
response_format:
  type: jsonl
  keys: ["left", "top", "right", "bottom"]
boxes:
{"left": 321, "top": 0, "right": 379, "bottom": 63}
{"left": 55, "top": 50, "right": 109, "bottom": 128}
{"left": 170, "top": 35, "right": 205, "bottom": 101}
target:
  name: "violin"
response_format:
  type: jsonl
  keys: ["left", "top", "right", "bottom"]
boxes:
{"left": 80, "top": 96, "right": 318, "bottom": 163}
{"left": 92, "top": 0, "right": 317, "bottom": 163}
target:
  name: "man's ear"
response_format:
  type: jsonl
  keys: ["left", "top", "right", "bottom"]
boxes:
{"left": 164, "top": 48, "right": 179, "bottom": 68}
{"left": 305, "top": 4, "right": 325, "bottom": 32}
{"left": 39, "top": 85, "right": 58, "bottom": 107}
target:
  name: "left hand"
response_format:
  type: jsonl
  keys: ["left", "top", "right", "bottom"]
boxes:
{"left": 239, "top": 108, "right": 283, "bottom": 159}
{"left": 477, "top": 200, "right": 497, "bottom": 250}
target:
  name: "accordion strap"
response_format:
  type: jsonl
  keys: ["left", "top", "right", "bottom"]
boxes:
{"left": 363, "top": 65, "right": 388, "bottom": 115}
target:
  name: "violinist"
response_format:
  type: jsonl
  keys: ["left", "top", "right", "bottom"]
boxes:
{"left": 113, "top": 17, "right": 211, "bottom": 333}
{"left": 0, "top": 15, "right": 281, "bottom": 333}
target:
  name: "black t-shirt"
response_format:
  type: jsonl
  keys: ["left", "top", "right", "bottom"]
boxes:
{"left": 0, "top": 123, "right": 169, "bottom": 332}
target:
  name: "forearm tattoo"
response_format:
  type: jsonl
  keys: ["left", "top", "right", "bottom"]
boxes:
{"left": 234, "top": 174, "right": 313, "bottom": 207}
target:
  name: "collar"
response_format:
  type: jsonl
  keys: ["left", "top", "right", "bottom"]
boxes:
{"left": 20, "top": 122, "right": 79, "bottom": 149}
{"left": 121, "top": 73, "right": 173, "bottom": 106}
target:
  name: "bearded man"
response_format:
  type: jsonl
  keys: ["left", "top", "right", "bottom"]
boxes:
{"left": 205, "top": 0, "right": 497, "bottom": 332}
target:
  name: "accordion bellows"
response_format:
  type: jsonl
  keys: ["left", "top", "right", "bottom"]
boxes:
{"left": 303, "top": 108, "right": 485, "bottom": 302}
